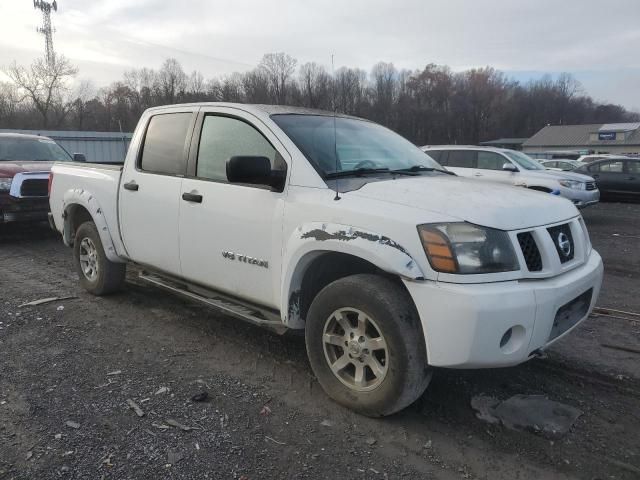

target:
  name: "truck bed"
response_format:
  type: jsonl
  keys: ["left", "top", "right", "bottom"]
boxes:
{"left": 49, "top": 161, "right": 125, "bottom": 258}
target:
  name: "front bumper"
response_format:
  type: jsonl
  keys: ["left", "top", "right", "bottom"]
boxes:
{"left": 404, "top": 250, "right": 603, "bottom": 368}
{"left": 558, "top": 186, "right": 600, "bottom": 209}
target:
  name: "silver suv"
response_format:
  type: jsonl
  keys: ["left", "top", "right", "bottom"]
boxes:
{"left": 422, "top": 146, "right": 599, "bottom": 208}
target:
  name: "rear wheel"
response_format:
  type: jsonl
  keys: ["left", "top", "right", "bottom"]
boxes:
{"left": 305, "top": 274, "right": 432, "bottom": 416}
{"left": 73, "top": 221, "right": 125, "bottom": 295}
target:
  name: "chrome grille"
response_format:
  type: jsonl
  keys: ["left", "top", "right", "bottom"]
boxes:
{"left": 547, "top": 224, "right": 575, "bottom": 263}
{"left": 517, "top": 232, "right": 542, "bottom": 272}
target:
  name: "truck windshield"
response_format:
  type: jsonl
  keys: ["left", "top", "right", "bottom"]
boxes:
{"left": 503, "top": 151, "right": 545, "bottom": 171}
{"left": 271, "top": 114, "right": 442, "bottom": 177}
{"left": 0, "top": 138, "right": 72, "bottom": 162}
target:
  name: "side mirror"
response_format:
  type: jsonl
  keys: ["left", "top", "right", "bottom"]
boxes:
{"left": 502, "top": 162, "right": 518, "bottom": 172}
{"left": 227, "top": 156, "right": 284, "bottom": 190}
{"left": 73, "top": 153, "right": 87, "bottom": 162}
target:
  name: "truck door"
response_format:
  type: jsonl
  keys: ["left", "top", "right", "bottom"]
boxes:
{"left": 178, "top": 108, "right": 288, "bottom": 309}
{"left": 118, "top": 110, "right": 196, "bottom": 276}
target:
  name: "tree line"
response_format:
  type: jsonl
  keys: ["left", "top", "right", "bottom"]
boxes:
{"left": 2, "top": 53, "right": 638, "bottom": 145}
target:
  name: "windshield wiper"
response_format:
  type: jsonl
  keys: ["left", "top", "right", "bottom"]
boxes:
{"left": 325, "top": 167, "right": 392, "bottom": 179}
{"left": 392, "top": 165, "right": 456, "bottom": 176}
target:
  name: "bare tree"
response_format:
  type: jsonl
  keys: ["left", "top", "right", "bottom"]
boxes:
{"left": 0, "top": 82, "right": 21, "bottom": 127}
{"left": 334, "top": 67, "right": 367, "bottom": 115}
{"left": 242, "top": 69, "right": 270, "bottom": 104}
{"left": 298, "top": 62, "right": 331, "bottom": 109}
{"left": 4, "top": 55, "right": 77, "bottom": 128}
{"left": 259, "top": 53, "right": 297, "bottom": 104}
{"left": 157, "top": 58, "right": 187, "bottom": 103}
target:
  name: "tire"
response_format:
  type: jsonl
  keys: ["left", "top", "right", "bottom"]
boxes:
{"left": 305, "top": 274, "right": 432, "bottom": 417}
{"left": 73, "top": 221, "right": 126, "bottom": 295}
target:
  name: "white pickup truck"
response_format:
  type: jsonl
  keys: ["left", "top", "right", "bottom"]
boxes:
{"left": 49, "top": 103, "right": 603, "bottom": 416}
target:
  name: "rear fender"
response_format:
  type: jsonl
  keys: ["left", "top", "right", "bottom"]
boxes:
{"left": 62, "top": 188, "right": 124, "bottom": 263}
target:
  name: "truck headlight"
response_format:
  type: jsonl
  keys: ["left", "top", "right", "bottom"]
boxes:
{"left": 0, "top": 177, "right": 12, "bottom": 192}
{"left": 559, "top": 180, "right": 585, "bottom": 190}
{"left": 418, "top": 223, "right": 519, "bottom": 274}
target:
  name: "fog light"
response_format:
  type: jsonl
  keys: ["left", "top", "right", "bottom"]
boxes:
{"left": 500, "top": 328, "right": 513, "bottom": 349}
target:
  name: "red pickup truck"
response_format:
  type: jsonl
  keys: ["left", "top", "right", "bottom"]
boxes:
{"left": 0, "top": 133, "right": 80, "bottom": 224}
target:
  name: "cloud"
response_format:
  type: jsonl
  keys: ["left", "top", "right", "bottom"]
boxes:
{"left": 1, "top": 0, "right": 639, "bottom": 109}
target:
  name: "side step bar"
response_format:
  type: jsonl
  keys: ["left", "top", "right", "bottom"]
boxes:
{"left": 138, "top": 272, "right": 288, "bottom": 335}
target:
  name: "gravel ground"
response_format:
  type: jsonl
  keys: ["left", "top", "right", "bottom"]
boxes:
{"left": 1, "top": 202, "right": 639, "bottom": 480}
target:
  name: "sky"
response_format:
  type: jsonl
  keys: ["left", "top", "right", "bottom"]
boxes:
{"left": 1, "top": 0, "right": 639, "bottom": 111}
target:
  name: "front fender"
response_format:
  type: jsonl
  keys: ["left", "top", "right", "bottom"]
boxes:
{"left": 62, "top": 188, "right": 124, "bottom": 263}
{"left": 281, "top": 222, "right": 425, "bottom": 328}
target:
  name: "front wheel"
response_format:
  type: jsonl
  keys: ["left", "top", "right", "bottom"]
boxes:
{"left": 305, "top": 274, "right": 432, "bottom": 416}
{"left": 73, "top": 221, "right": 126, "bottom": 295}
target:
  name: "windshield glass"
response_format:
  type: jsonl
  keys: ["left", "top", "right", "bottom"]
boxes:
{"left": 503, "top": 150, "right": 545, "bottom": 170}
{"left": 271, "top": 114, "right": 441, "bottom": 176}
{"left": 0, "top": 137, "right": 72, "bottom": 162}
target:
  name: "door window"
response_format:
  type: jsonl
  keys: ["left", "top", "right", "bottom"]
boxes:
{"left": 599, "top": 161, "right": 624, "bottom": 173}
{"left": 625, "top": 160, "right": 640, "bottom": 174}
{"left": 447, "top": 150, "right": 476, "bottom": 168}
{"left": 477, "top": 151, "right": 506, "bottom": 170}
{"left": 140, "top": 113, "right": 191, "bottom": 175}
{"left": 196, "top": 115, "right": 278, "bottom": 182}
{"left": 425, "top": 150, "right": 444, "bottom": 164}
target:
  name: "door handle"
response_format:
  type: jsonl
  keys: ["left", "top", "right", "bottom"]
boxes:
{"left": 182, "top": 192, "right": 203, "bottom": 203}
{"left": 474, "top": 173, "right": 483, "bottom": 177}
{"left": 627, "top": 176, "right": 635, "bottom": 181}
{"left": 123, "top": 181, "right": 139, "bottom": 191}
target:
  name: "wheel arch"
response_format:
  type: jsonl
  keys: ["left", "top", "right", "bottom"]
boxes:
{"left": 62, "top": 189, "right": 125, "bottom": 263}
{"left": 281, "top": 223, "right": 425, "bottom": 329}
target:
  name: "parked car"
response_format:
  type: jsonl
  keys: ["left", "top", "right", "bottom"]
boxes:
{"left": 49, "top": 103, "right": 603, "bottom": 416}
{"left": 0, "top": 133, "right": 82, "bottom": 224}
{"left": 575, "top": 158, "right": 640, "bottom": 201}
{"left": 577, "top": 154, "right": 631, "bottom": 164}
{"left": 422, "top": 146, "right": 599, "bottom": 208}
{"left": 527, "top": 150, "right": 584, "bottom": 161}
{"left": 540, "top": 159, "right": 585, "bottom": 171}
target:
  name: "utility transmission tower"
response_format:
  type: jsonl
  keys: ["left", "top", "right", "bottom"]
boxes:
{"left": 33, "top": 0, "right": 58, "bottom": 66}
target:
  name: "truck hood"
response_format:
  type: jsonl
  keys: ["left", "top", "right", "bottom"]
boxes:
{"left": 0, "top": 161, "right": 54, "bottom": 177}
{"left": 524, "top": 169, "right": 594, "bottom": 183}
{"left": 350, "top": 175, "right": 578, "bottom": 231}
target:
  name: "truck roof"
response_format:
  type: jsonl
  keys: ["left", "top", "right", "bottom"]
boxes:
{"left": 144, "top": 102, "right": 363, "bottom": 120}
{"left": 0, "top": 132, "right": 54, "bottom": 142}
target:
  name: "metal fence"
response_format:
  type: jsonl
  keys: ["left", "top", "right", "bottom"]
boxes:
{"left": 0, "top": 129, "right": 132, "bottom": 163}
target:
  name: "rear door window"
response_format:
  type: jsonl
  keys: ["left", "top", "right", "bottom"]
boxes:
{"left": 477, "top": 151, "right": 506, "bottom": 170}
{"left": 626, "top": 160, "right": 640, "bottom": 174}
{"left": 447, "top": 150, "right": 476, "bottom": 168}
{"left": 599, "top": 161, "right": 624, "bottom": 173}
{"left": 140, "top": 113, "right": 192, "bottom": 175}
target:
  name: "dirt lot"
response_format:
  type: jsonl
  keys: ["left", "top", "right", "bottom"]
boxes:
{"left": 1, "top": 202, "right": 639, "bottom": 480}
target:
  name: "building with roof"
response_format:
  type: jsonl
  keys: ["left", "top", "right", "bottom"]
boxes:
{"left": 0, "top": 129, "right": 132, "bottom": 163}
{"left": 523, "top": 122, "right": 640, "bottom": 156}
{"left": 479, "top": 138, "right": 529, "bottom": 150}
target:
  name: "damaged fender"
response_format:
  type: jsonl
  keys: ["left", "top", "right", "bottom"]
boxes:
{"left": 281, "top": 222, "right": 425, "bottom": 328}
{"left": 61, "top": 188, "right": 125, "bottom": 263}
